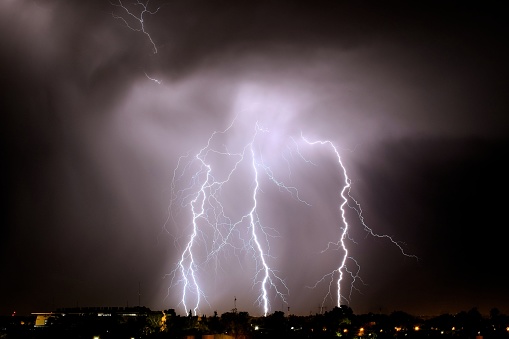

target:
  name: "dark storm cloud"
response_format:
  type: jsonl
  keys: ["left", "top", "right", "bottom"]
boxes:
{"left": 139, "top": 0, "right": 509, "bottom": 142}
{"left": 0, "top": 0, "right": 170, "bottom": 313}
{"left": 2, "top": 0, "right": 508, "bottom": 317}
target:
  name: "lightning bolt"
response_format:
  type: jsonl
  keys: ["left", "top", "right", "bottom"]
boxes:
{"left": 111, "top": 0, "right": 161, "bottom": 54}
{"left": 168, "top": 120, "right": 294, "bottom": 316}
{"left": 145, "top": 72, "right": 162, "bottom": 84}
{"left": 111, "top": 1, "right": 163, "bottom": 84}
{"left": 167, "top": 118, "right": 417, "bottom": 316}
{"left": 298, "top": 136, "right": 352, "bottom": 309}
{"left": 301, "top": 135, "right": 417, "bottom": 309}
{"left": 108, "top": 0, "right": 417, "bottom": 317}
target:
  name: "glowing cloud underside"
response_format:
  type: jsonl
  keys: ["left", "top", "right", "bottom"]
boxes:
{"left": 110, "top": 1, "right": 416, "bottom": 317}
{"left": 166, "top": 118, "right": 417, "bottom": 316}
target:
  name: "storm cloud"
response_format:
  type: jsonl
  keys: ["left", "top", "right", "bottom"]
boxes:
{"left": 2, "top": 0, "right": 508, "bottom": 317}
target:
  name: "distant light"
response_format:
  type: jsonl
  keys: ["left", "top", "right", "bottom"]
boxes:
{"left": 414, "top": 326, "right": 420, "bottom": 331}
{"left": 93, "top": 336, "right": 100, "bottom": 339}
{"left": 255, "top": 326, "right": 259, "bottom": 331}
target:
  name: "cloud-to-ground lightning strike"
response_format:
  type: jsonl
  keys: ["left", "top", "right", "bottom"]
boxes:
{"left": 167, "top": 118, "right": 417, "bottom": 316}
{"left": 168, "top": 121, "right": 291, "bottom": 316}
{"left": 301, "top": 135, "right": 418, "bottom": 309}
{"left": 109, "top": 0, "right": 415, "bottom": 314}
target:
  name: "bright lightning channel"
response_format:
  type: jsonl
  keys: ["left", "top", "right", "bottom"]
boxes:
{"left": 167, "top": 119, "right": 417, "bottom": 316}
{"left": 168, "top": 121, "right": 293, "bottom": 316}
{"left": 107, "top": 0, "right": 416, "bottom": 317}
{"left": 301, "top": 135, "right": 417, "bottom": 309}
{"left": 300, "top": 136, "right": 352, "bottom": 309}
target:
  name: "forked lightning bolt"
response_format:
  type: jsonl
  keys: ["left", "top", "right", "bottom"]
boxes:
{"left": 167, "top": 118, "right": 417, "bottom": 316}
{"left": 111, "top": 0, "right": 161, "bottom": 54}
{"left": 111, "top": 1, "right": 163, "bottom": 84}
{"left": 107, "top": 0, "right": 417, "bottom": 317}
{"left": 168, "top": 121, "right": 292, "bottom": 316}
{"left": 301, "top": 135, "right": 418, "bottom": 309}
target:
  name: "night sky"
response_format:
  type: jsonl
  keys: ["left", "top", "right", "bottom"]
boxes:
{"left": 1, "top": 0, "right": 509, "bottom": 318}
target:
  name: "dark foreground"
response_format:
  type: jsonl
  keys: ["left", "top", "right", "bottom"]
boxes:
{"left": 2, "top": 306, "right": 509, "bottom": 339}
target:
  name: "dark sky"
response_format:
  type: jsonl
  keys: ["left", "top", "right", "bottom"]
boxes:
{"left": 1, "top": 0, "right": 509, "bottom": 317}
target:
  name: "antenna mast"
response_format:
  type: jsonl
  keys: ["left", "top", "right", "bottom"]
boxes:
{"left": 138, "top": 282, "right": 141, "bottom": 307}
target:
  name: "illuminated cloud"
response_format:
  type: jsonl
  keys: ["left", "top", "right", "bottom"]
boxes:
{"left": 1, "top": 0, "right": 508, "bottom": 317}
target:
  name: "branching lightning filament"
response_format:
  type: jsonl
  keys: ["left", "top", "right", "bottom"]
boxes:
{"left": 167, "top": 118, "right": 417, "bottom": 316}
{"left": 111, "top": 0, "right": 161, "bottom": 54}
